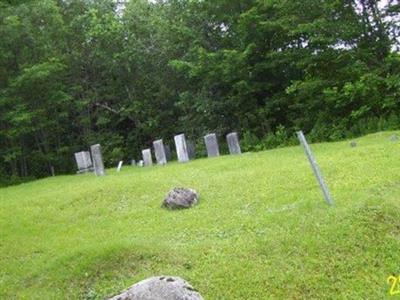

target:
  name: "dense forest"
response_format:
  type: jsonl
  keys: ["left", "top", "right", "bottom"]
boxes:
{"left": 0, "top": 0, "right": 399, "bottom": 185}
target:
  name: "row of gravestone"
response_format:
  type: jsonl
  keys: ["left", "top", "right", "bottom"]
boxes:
{"left": 74, "top": 132, "right": 241, "bottom": 176}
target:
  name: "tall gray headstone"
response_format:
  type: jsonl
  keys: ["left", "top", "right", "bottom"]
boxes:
{"left": 164, "top": 144, "right": 172, "bottom": 161}
{"left": 75, "top": 151, "right": 93, "bottom": 173}
{"left": 187, "top": 140, "right": 196, "bottom": 160}
{"left": 297, "top": 131, "right": 334, "bottom": 206}
{"left": 90, "top": 144, "right": 106, "bottom": 176}
{"left": 204, "top": 133, "right": 220, "bottom": 157}
{"left": 226, "top": 132, "right": 241, "bottom": 155}
{"left": 142, "top": 149, "right": 153, "bottom": 167}
{"left": 153, "top": 139, "right": 167, "bottom": 165}
{"left": 174, "top": 134, "right": 189, "bottom": 163}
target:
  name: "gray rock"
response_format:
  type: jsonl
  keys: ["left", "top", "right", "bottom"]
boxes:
{"left": 108, "top": 276, "right": 204, "bottom": 300}
{"left": 204, "top": 133, "right": 220, "bottom": 157}
{"left": 226, "top": 132, "right": 241, "bottom": 155}
{"left": 90, "top": 144, "right": 106, "bottom": 176}
{"left": 350, "top": 141, "right": 357, "bottom": 148}
{"left": 163, "top": 188, "right": 199, "bottom": 209}
{"left": 174, "top": 134, "right": 189, "bottom": 163}
{"left": 390, "top": 134, "right": 399, "bottom": 142}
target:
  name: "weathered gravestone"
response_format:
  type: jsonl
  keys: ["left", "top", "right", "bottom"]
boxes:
{"left": 142, "top": 149, "right": 153, "bottom": 167}
{"left": 117, "top": 161, "right": 123, "bottom": 172}
{"left": 74, "top": 151, "right": 93, "bottom": 174}
{"left": 204, "top": 133, "right": 220, "bottom": 157}
{"left": 164, "top": 144, "right": 172, "bottom": 161}
{"left": 137, "top": 160, "right": 144, "bottom": 167}
{"left": 108, "top": 276, "right": 204, "bottom": 300}
{"left": 90, "top": 144, "right": 106, "bottom": 176}
{"left": 226, "top": 132, "right": 241, "bottom": 155}
{"left": 187, "top": 140, "right": 196, "bottom": 160}
{"left": 153, "top": 139, "right": 167, "bottom": 165}
{"left": 174, "top": 134, "right": 189, "bottom": 163}
{"left": 131, "top": 159, "right": 136, "bottom": 166}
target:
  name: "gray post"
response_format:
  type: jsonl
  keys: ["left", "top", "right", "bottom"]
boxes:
{"left": 164, "top": 144, "right": 172, "bottom": 161}
{"left": 142, "top": 149, "right": 153, "bottom": 167}
{"left": 117, "top": 161, "right": 123, "bottom": 172}
{"left": 297, "top": 131, "right": 334, "bottom": 206}
{"left": 153, "top": 139, "right": 167, "bottom": 165}
{"left": 226, "top": 132, "right": 241, "bottom": 155}
{"left": 174, "top": 134, "right": 189, "bottom": 163}
{"left": 204, "top": 133, "right": 220, "bottom": 157}
{"left": 90, "top": 144, "right": 106, "bottom": 176}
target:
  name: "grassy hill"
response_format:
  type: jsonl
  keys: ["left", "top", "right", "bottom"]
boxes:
{"left": 1, "top": 131, "right": 400, "bottom": 299}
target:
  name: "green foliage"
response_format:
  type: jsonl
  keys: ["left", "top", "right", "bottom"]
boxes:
{"left": 0, "top": 0, "right": 399, "bottom": 184}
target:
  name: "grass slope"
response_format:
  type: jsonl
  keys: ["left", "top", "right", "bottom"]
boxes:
{"left": 1, "top": 131, "right": 400, "bottom": 299}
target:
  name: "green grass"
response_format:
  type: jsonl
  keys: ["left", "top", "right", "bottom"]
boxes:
{"left": 1, "top": 131, "right": 400, "bottom": 299}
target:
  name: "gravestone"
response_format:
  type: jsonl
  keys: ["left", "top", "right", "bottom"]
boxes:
{"left": 74, "top": 151, "right": 93, "bottom": 174}
{"left": 164, "top": 144, "right": 172, "bottom": 161}
{"left": 131, "top": 159, "right": 136, "bottom": 166}
{"left": 142, "top": 149, "right": 153, "bottom": 167}
{"left": 187, "top": 140, "right": 196, "bottom": 160}
{"left": 204, "top": 133, "right": 220, "bottom": 157}
{"left": 174, "top": 134, "right": 189, "bottom": 163}
{"left": 153, "top": 139, "right": 167, "bottom": 165}
{"left": 137, "top": 160, "right": 144, "bottom": 167}
{"left": 90, "top": 144, "right": 106, "bottom": 176}
{"left": 226, "top": 132, "right": 241, "bottom": 155}
{"left": 117, "top": 161, "right": 123, "bottom": 172}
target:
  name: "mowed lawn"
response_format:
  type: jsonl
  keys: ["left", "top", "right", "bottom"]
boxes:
{"left": 1, "top": 131, "right": 400, "bottom": 299}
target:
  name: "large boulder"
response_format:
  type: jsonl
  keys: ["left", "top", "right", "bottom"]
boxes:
{"left": 108, "top": 276, "right": 204, "bottom": 300}
{"left": 162, "top": 188, "right": 199, "bottom": 209}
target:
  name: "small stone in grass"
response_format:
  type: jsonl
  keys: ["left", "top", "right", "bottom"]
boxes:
{"left": 162, "top": 188, "right": 199, "bottom": 210}
{"left": 350, "top": 141, "right": 357, "bottom": 148}
{"left": 108, "top": 276, "right": 204, "bottom": 300}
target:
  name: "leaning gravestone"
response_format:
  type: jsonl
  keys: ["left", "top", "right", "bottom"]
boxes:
{"left": 187, "top": 140, "right": 196, "bottom": 160}
{"left": 174, "top": 134, "right": 189, "bottom": 163}
{"left": 204, "top": 133, "right": 220, "bottom": 157}
{"left": 142, "top": 149, "right": 153, "bottom": 167}
{"left": 162, "top": 188, "right": 199, "bottom": 209}
{"left": 108, "top": 276, "right": 204, "bottom": 300}
{"left": 153, "top": 139, "right": 167, "bottom": 165}
{"left": 90, "top": 144, "right": 106, "bottom": 176}
{"left": 74, "top": 151, "right": 93, "bottom": 174}
{"left": 226, "top": 132, "right": 241, "bottom": 155}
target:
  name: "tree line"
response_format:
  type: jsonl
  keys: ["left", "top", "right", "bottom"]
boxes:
{"left": 0, "top": 0, "right": 399, "bottom": 185}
